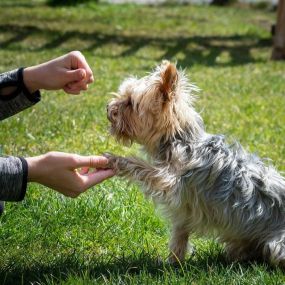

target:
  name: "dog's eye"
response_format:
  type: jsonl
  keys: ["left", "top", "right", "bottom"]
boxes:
{"left": 112, "top": 110, "right": 118, "bottom": 117}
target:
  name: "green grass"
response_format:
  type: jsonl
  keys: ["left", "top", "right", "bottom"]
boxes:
{"left": 0, "top": 1, "right": 285, "bottom": 284}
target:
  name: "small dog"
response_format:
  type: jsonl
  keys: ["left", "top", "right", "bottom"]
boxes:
{"left": 106, "top": 61, "right": 285, "bottom": 267}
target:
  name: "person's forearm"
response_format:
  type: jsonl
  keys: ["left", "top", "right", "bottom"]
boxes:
{"left": 23, "top": 66, "right": 41, "bottom": 94}
{"left": 23, "top": 63, "right": 52, "bottom": 93}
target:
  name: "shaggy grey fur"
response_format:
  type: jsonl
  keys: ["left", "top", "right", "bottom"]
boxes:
{"left": 106, "top": 61, "right": 285, "bottom": 267}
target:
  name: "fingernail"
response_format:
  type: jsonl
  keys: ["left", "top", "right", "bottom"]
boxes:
{"left": 101, "top": 157, "right": 108, "bottom": 163}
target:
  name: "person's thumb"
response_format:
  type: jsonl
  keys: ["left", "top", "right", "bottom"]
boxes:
{"left": 73, "top": 155, "right": 110, "bottom": 169}
{"left": 66, "top": 69, "right": 86, "bottom": 83}
{"left": 83, "top": 169, "right": 115, "bottom": 188}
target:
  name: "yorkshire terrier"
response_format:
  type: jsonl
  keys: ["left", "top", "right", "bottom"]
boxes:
{"left": 105, "top": 61, "right": 285, "bottom": 267}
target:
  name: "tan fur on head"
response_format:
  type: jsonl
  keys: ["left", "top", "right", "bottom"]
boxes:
{"left": 160, "top": 62, "right": 178, "bottom": 102}
{"left": 107, "top": 61, "right": 200, "bottom": 154}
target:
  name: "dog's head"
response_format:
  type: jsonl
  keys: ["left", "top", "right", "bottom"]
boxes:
{"left": 107, "top": 61, "right": 201, "bottom": 151}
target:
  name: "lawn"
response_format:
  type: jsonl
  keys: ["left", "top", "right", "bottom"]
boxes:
{"left": 0, "top": 0, "right": 285, "bottom": 284}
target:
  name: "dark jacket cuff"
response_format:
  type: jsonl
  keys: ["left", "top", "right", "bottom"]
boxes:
{"left": 0, "top": 156, "right": 28, "bottom": 201}
{"left": 18, "top": 157, "right": 28, "bottom": 201}
{"left": 18, "top": 67, "right": 41, "bottom": 103}
{"left": 0, "top": 67, "right": 40, "bottom": 102}
{"left": 0, "top": 68, "right": 41, "bottom": 121}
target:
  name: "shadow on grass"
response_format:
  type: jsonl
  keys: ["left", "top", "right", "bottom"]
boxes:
{"left": 0, "top": 24, "right": 271, "bottom": 67}
{"left": 47, "top": 0, "right": 97, "bottom": 6}
{"left": 0, "top": 2, "right": 42, "bottom": 8}
{"left": 0, "top": 250, "right": 274, "bottom": 285}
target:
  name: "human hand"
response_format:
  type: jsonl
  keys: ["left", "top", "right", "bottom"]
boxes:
{"left": 23, "top": 51, "right": 94, "bottom": 95}
{"left": 26, "top": 152, "right": 115, "bottom": 198}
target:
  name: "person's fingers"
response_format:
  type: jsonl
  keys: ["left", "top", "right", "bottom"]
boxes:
{"left": 82, "top": 169, "right": 115, "bottom": 188}
{"left": 88, "top": 75, "right": 94, "bottom": 84}
{"left": 66, "top": 68, "right": 86, "bottom": 83}
{"left": 73, "top": 155, "right": 110, "bottom": 168}
{"left": 78, "top": 58, "right": 93, "bottom": 82}
{"left": 69, "top": 51, "right": 93, "bottom": 83}
{"left": 64, "top": 83, "right": 83, "bottom": 92}
{"left": 66, "top": 81, "right": 88, "bottom": 91}
{"left": 63, "top": 86, "right": 81, "bottom": 95}
{"left": 79, "top": 167, "right": 89, "bottom": 175}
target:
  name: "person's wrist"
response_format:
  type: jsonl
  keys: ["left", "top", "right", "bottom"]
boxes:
{"left": 26, "top": 155, "right": 44, "bottom": 183}
{"left": 23, "top": 66, "right": 41, "bottom": 93}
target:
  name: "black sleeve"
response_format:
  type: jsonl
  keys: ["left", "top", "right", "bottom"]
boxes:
{"left": 0, "top": 156, "right": 28, "bottom": 201}
{"left": 0, "top": 68, "right": 41, "bottom": 121}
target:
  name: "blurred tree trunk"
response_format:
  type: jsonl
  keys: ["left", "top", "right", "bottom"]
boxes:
{"left": 271, "top": 0, "right": 285, "bottom": 60}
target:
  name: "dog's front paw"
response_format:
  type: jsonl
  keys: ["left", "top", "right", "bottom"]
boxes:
{"left": 103, "top": 153, "right": 128, "bottom": 174}
{"left": 102, "top": 152, "right": 119, "bottom": 169}
{"left": 166, "top": 243, "right": 195, "bottom": 266}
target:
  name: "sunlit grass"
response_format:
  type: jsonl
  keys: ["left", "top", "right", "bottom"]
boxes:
{"left": 0, "top": 1, "right": 284, "bottom": 284}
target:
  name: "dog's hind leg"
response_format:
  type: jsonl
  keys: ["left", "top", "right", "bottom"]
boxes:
{"left": 263, "top": 237, "right": 285, "bottom": 269}
{"left": 224, "top": 239, "right": 263, "bottom": 263}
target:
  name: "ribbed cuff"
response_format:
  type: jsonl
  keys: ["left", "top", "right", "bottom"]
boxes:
{"left": 18, "top": 68, "right": 41, "bottom": 103}
{"left": 18, "top": 157, "right": 28, "bottom": 201}
{"left": 0, "top": 68, "right": 41, "bottom": 102}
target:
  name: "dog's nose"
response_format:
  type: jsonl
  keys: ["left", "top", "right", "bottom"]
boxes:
{"left": 107, "top": 105, "right": 111, "bottom": 122}
{"left": 106, "top": 104, "right": 114, "bottom": 122}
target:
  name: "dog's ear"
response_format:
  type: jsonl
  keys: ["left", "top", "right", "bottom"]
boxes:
{"left": 160, "top": 62, "right": 177, "bottom": 101}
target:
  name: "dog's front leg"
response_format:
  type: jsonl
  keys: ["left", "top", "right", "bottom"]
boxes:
{"left": 104, "top": 153, "right": 179, "bottom": 202}
{"left": 167, "top": 209, "right": 195, "bottom": 264}
{"left": 168, "top": 225, "right": 191, "bottom": 264}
